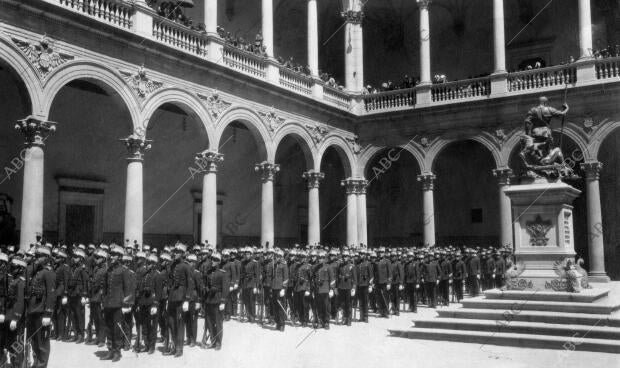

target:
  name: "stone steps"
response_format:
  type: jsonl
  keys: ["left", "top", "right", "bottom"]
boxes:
{"left": 412, "top": 318, "right": 620, "bottom": 340}
{"left": 436, "top": 307, "right": 620, "bottom": 327}
{"left": 483, "top": 288, "right": 609, "bottom": 303}
{"left": 461, "top": 297, "right": 620, "bottom": 314}
{"left": 388, "top": 328, "right": 620, "bottom": 353}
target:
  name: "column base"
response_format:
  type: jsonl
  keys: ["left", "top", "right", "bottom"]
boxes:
{"left": 588, "top": 273, "right": 611, "bottom": 283}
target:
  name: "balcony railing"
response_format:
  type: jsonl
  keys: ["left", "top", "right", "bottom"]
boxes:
{"left": 595, "top": 56, "right": 620, "bottom": 79}
{"left": 507, "top": 65, "right": 576, "bottom": 92}
{"left": 222, "top": 45, "right": 267, "bottom": 79}
{"left": 34, "top": 0, "right": 620, "bottom": 116}
{"left": 363, "top": 88, "right": 416, "bottom": 113}
{"left": 431, "top": 77, "right": 491, "bottom": 102}
{"left": 56, "top": 0, "right": 133, "bottom": 30}
{"left": 278, "top": 67, "right": 313, "bottom": 96}
{"left": 152, "top": 16, "right": 208, "bottom": 58}
{"left": 323, "top": 85, "right": 351, "bottom": 110}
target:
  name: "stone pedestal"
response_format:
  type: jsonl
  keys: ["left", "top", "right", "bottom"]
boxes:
{"left": 504, "top": 180, "right": 581, "bottom": 291}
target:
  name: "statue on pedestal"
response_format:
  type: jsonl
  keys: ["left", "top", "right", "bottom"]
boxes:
{"left": 519, "top": 96, "right": 576, "bottom": 180}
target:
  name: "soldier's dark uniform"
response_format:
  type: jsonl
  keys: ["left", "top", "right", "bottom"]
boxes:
{"left": 5, "top": 262, "right": 26, "bottom": 368}
{"left": 133, "top": 260, "right": 148, "bottom": 351}
{"left": 374, "top": 255, "right": 391, "bottom": 318}
{"left": 336, "top": 258, "right": 356, "bottom": 325}
{"left": 356, "top": 255, "right": 373, "bottom": 322}
{"left": 166, "top": 255, "right": 192, "bottom": 357}
{"left": 185, "top": 261, "right": 203, "bottom": 346}
{"left": 155, "top": 260, "right": 169, "bottom": 349}
{"left": 494, "top": 253, "right": 506, "bottom": 289}
{"left": 467, "top": 252, "right": 481, "bottom": 297}
{"left": 328, "top": 257, "right": 339, "bottom": 320}
{"left": 204, "top": 258, "right": 229, "bottom": 350}
{"left": 439, "top": 255, "right": 452, "bottom": 306}
{"left": 313, "top": 259, "right": 334, "bottom": 329}
{"left": 87, "top": 257, "right": 107, "bottom": 346}
{"left": 54, "top": 259, "right": 71, "bottom": 341}
{"left": 287, "top": 257, "right": 299, "bottom": 321}
{"left": 26, "top": 253, "right": 56, "bottom": 368}
{"left": 138, "top": 261, "right": 160, "bottom": 354}
{"left": 422, "top": 257, "right": 441, "bottom": 308}
{"left": 68, "top": 259, "right": 88, "bottom": 343}
{"left": 122, "top": 261, "right": 136, "bottom": 351}
{"left": 294, "top": 258, "right": 312, "bottom": 327}
{"left": 482, "top": 253, "right": 496, "bottom": 291}
{"left": 389, "top": 256, "right": 404, "bottom": 315}
{"left": 222, "top": 257, "right": 236, "bottom": 320}
{"left": 404, "top": 255, "right": 418, "bottom": 312}
{"left": 261, "top": 257, "right": 274, "bottom": 322}
{"left": 453, "top": 255, "right": 467, "bottom": 302}
{"left": 271, "top": 256, "right": 289, "bottom": 331}
{"left": 102, "top": 256, "right": 134, "bottom": 362}
{"left": 240, "top": 255, "right": 260, "bottom": 322}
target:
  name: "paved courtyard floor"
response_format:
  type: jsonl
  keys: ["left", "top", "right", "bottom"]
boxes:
{"left": 46, "top": 297, "right": 619, "bottom": 368}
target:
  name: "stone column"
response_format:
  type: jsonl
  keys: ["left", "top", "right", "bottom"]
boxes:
{"left": 417, "top": 173, "right": 436, "bottom": 246}
{"left": 255, "top": 162, "right": 279, "bottom": 248}
{"left": 303, "top": 170, "right": 324, "bottom": 246}
{"left": 196, "top": 150, "right": 223, "bottom": 246}
{"left": 341, "top": 178, "right": 359, "bottom": 247}
{"left": 204, "top": 0, "right": 218, "bottom": 35}
{"left": 578, "top": 0, "right": 593, "bottom": 59}
{"left": 15, "top": 117, "right": 56, "bottom": 250}
{"left": 418, "top": 0, "right": 432, "bottom": 84}
{"left": 492, "top": 0, "right": 506, "bottom": 73}
{"left": 357, "top": 179, "right": 368, "bottom": 247}
{"left": 341, "top": 2, "right": 364, "bottom": 92}
{"left": 493, "top": 168, "right": 513, "bottom": 249}
{"left": 121, "top": 135, "right": 151, "bottom": 248}
{"left": 580, "top": 161, "right": 610, "bottom": 282}
{"left": 307, "top": 0, "right": 319, "bottom": 77}
{"left": 262, "top": 0, "right": 274, "bottom": 58}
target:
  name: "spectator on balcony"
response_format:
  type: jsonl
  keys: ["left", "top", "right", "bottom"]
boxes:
{"left": 217, "top": 26, "right": 225, "bottom": 38}
{"left": 255, "top": 31, "right": 263, "bottom": 50}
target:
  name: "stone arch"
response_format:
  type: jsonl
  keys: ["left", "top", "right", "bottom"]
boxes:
{"left": 0, "top": 35, "right": 43, "bottom": 117}
{"left": 42, "top": 60, "right": 140, "bottom": 130}
{"left": 272, "top": 123, "right": 317, "bottom": 170}
{"left": 358, "top": 143, "right": 425, "bottom": 179}
{"left": 140, "top": 87, "right": 215, "bottom": 145}
{"left": 427, "top": 135, "right": 502, "bottom": 172}
{"left": 589, "top": 120, "right": 620, "bottom": 161}
{"left": 316, "top": 135, "right": 355, "bottom": 178}
{"left": 213, "top": 106, "right": 273, "bottom": 161}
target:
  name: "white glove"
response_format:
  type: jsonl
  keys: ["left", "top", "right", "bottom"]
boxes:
{"left": 477, "top": 275, "right": 481, "bottom": 280}
{"left": 436, "top": 280, "right": 439, "bottom": 285}
{"left": 229, "top": 286, "right": 234, "bottom": 291}
{"left": 150, "top": 307, "right": 158, "bottom": 316}
{"left": 415, "top": 284, "right": 420, "bottom": 289}
{"left": 42, "top": 317, "right": 51, "bottom": 326}
{"left": 81, "top": 297, "right": 88, "bottom": 305}
{"left": 351, "top": 289, "right": 356, "bottom": 297}
{"left": 195, "top": 302, "right": 201, "bottom": 310}
{"left": 9, "top": 320, "right": 17, "bottom": 331}
{"left": 234, "top": 284, "right": 238, "bottom": 290}
{"left": 219, "top": 303, "right": 225, "bottom": 311}
{"left": 279, "top": 289, "right": 285, "bottom": 298}
{"left": 368, "top": 286, "right": 373, "bottom": 293}
{"left": 304, "top": 291, "right": 310, "bottom": 297}
{"left": 492, "top": 274, "right": 496, "bottom": 279}
{"left": 61, "top": 297, "right": 68, "bottom": 305}
{"left": 386, "top": 284, "right": 391, "bottom": 291}
{"left": 0, "top": 314, "right": 5, "bottom": 323}
{"left": 182, "top": 301, "right": 189, "bottom": 312}
{"left": 253, "top": 288, "right": 258, "bottom": 295}
{"left": 399, "top": 285, "right": 404, "bottom": 291}
{"left": 449, "top": 279, "right": 453, "bottom": 284}
{"left": 328, "top": 290, "right": 334, "bottom": 298}
{"left": 122, "top": 307, "right": 131, "bottom": 314}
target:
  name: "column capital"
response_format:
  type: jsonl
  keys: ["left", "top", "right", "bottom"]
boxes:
{"left": 120, "top": 134, "right": 151, "bottom": 161}
{"left": 493, "top": 168, "right": 513, "bottom": 186}
{"left": 580, "top": 161, "right": 603, "bottom": 180}
{"left": 255, "top": 161, "right": 280, "bottom": 182}
{"left": 15, "top": 116, "right": 57, "bottom": 147}
{"left": 417, "top": 0, "right": 432, "bottom": 10}
{"left": 340, "top": 178, "right": 367, "bottom": 194}
{"left": 196, "top": 150, "right": 224, "bottom": 173}
{"left": 341, "top": 10, "right": 364, "bottom": 24}
{"left": 417, "top": 173, "right": 436, "bottom": 191}
{"left": 303, "top": 170, "right": 325, "bottom": 189}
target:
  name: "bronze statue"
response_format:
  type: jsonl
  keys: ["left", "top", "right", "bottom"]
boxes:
{"left": 519, "top": 96, "right": 575, "bottom": 180}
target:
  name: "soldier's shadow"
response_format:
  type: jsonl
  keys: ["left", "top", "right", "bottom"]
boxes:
{"left": 93, "top": 350, "right": 109, "bottom": 359}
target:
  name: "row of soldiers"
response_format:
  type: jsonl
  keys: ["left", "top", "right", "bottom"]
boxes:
{"left": 0, "top": 242, "right": 514, "bottom": 365}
